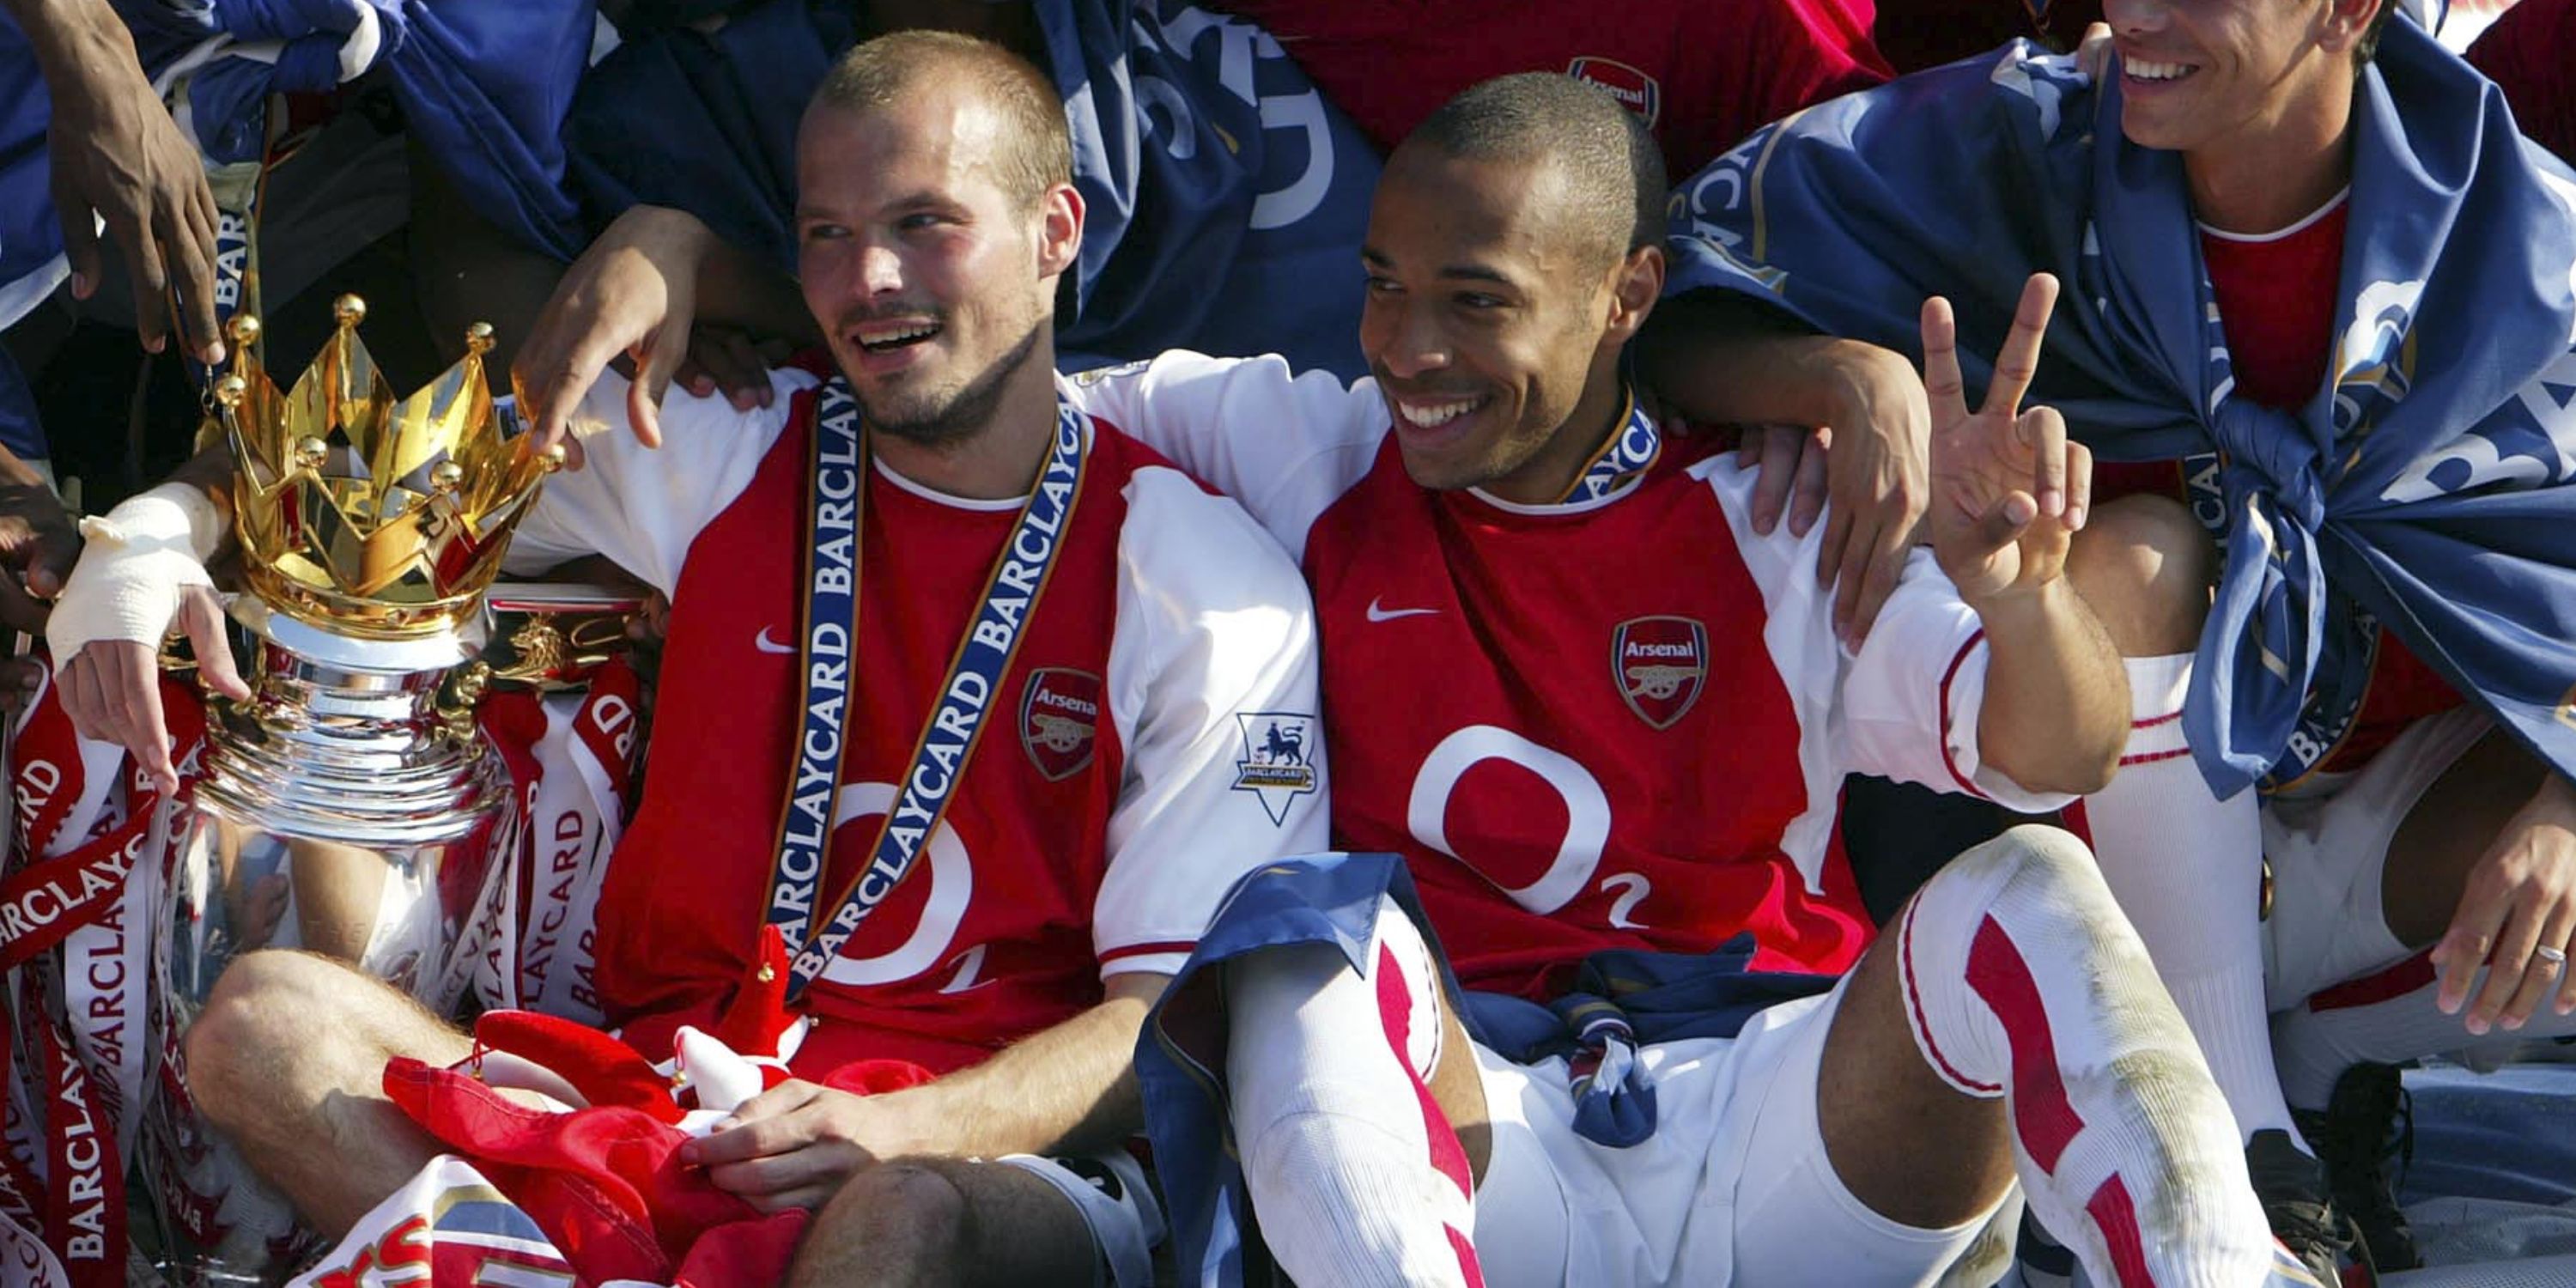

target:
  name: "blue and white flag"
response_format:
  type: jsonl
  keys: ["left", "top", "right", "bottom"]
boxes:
{"left": 1668, "top": 21, "right": 2576, "bottom": 796}
{"left": 563, "top": 0, "right": 1380, "bottom": 378}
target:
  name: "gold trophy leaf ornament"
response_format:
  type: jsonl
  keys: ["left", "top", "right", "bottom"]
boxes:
{"left": 216, "top": 296, "right": 561, "bottom": 641}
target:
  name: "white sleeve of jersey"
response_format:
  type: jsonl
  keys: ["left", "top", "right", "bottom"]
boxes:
{"left": 1093, "top": 465, "right": 1330, "bottom": 980}
{"left": 1840, "top": 551, "right": 2079, "bottom": 814}
{"left": 501, "top": 367, "right": 812, "bottom": 597}
{"left": 1691, "top": 455, "right": 2075, "bottom": 820}
{"left": 1060, "top": 352, "right": 1388, "bottom": 561}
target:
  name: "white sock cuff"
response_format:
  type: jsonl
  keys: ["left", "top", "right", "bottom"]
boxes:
{"left": 2121, "top": 653, "right": 2194, "bottom": 762}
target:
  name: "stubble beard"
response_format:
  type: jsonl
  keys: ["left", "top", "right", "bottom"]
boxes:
{"left": 854, "top": 319, "right": 1048, "bottom": 449}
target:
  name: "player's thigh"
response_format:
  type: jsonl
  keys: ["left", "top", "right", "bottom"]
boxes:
{"left": 1729, "top": 979, "right": 2008, "bottom": 1288}
{"left": 2262, "top": 708, "right": 2494, "bottom": 1007}
{"left": 188, "top": 948, "right": 473, "bottom": 1100}
{"left": 981, "top": 1150, "right": 1165, "bottom": 1288}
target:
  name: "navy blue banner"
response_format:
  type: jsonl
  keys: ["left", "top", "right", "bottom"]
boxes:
{"left": 1668, "top": 23, "right": 2576, "bottom": 795}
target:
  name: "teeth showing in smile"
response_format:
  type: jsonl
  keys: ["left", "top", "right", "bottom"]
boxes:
{"left": 1396, "top": 397, "right": 1484, "bottom": 429}
{"left": 857, "top": 322, "right": 940, "bottom": 352}
{"left": 2125, "top": 58, "right": 2195, "bottom": 81}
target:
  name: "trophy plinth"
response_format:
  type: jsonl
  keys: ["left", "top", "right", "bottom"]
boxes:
{"left": 143, "top": 302, "right": 557, "bottom": 1285}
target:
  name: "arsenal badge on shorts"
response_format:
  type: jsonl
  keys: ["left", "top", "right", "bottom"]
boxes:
{"left": 1612, "top": 616, "right": 1708, "bottom": 729}
{"left": 1020, "top": 668, "right": 1103, "bottom": 781}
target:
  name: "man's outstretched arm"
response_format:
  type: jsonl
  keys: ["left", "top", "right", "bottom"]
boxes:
{"left": 1918, "top": 276, "right": 2124, "bottom": 794}
{"left": 512, "top": 206, "right": 817, "bottom": 459}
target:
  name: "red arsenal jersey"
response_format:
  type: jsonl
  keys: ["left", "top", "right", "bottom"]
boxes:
{"left": 1206, "top": 0, "right": 1891, "bottom": 177}
{"left": 1074, "top": 353, "right": 2075, "bottom": 999}
{"left": 506, "top": 370, "right": 1328, "bottom": 1074}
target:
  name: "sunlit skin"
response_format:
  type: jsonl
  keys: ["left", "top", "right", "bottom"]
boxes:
{"left": 2105, "top": 0, "right": 2381, "bottom": 233}
{"left": 1358, "top": 148, "right": 1662, "bottom": 503}
{"left": 793, "top": 85, "right": 1082, "bottom": 497}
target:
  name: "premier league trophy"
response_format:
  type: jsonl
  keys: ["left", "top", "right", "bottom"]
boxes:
{"left": 139, "top": 297, "right": 561, "bottom": 1283}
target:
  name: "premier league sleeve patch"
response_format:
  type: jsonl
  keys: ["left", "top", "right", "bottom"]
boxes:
{"left": 1232, "top": 712, "right": 1321, "bottom": 825}
{"left": 1021, "top": 668, "right": 1104, "bottom": 782}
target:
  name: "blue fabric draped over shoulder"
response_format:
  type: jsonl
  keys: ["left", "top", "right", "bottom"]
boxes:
{"left": 563, "top": 0, "right": 1378, "bottom": 377}
{"left": 1666, "top": 21, "right": 2576, "bottom": 797}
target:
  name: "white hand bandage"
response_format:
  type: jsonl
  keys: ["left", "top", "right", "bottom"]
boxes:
{"left": 44, "top": 483, "right": 225, "bottom": 665}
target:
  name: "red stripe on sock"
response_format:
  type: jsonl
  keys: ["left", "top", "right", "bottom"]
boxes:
{"left": 1446, "top": 1226, "right": 1488, "bottom": 1288}
{"left": 2307, "top": 948, "right": 2438, "bottom": 1012}
{"left": 2117, "top": 747, "right": 2195, "bottom": 768}
{"left": 1376, "top": 941, "right": 1476, "bottom": 1203}
{"left": 1901, "top": 899, "right": 2002, "bottom": 1094}
{"left": 2132, "top": 710, "right": 2183, "bottom": 730}
{"left": 1966, "top": 914, "right": 2087, "bottom": 1171}
{"left": 2085, "top": 1175, "right": 2162, "bottom": 1288}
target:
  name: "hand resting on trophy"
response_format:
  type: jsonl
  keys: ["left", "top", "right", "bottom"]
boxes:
{"left": 46, "top": 475, "right": 252, "bottom": 794}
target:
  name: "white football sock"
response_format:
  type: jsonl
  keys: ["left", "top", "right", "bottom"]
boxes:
{"left": 2274, "top": 954, "right": 2576, "bottom": 1111}
{"left": 1899, "top": 825, "right": 2274, "bottom": 1288}
{"left": 1226, "top": 902, "right": 1482, "bottom": 1288}
{"left": 2081, "top": 653, "right": 2299, "bottom": 1148}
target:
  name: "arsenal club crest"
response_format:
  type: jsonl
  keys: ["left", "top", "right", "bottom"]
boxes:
{"left": 1566, "top": 57, "right": 1662, "bottom": 127}
{"left": 1612, "top": 616, "right": 1708, "bottom": 729}
{"left": 1020, "top": 668, "right": 1103, "bottom": 781}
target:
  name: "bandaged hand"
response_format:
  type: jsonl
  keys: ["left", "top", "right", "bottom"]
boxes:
{"left": 46, "top": 483, "right": 248, "bottom": 791}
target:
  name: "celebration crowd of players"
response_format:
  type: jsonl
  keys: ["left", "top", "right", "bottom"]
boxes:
{"left": 3, "top": 0, "right": 2576, "bottom": 1284}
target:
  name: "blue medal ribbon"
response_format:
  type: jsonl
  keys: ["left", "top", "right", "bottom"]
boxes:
{"left": 764, "top": 379, "right": 1091, "bottom": 998}
{"left": 1554, "top": 393, "right": 1661, "bottom": 504}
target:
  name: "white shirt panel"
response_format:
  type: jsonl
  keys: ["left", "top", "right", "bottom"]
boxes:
{"left": 1095, "top": 465, "right": 1329, "bottom": 977}
{"left": 503, "top": 368, "right": 816, "bottom": 596}
{"left": 1061, "top": 353, "right": 1388, "bottom": 561}
{"left": 1692, "top": 455, "right": 2071, "bottom": 877}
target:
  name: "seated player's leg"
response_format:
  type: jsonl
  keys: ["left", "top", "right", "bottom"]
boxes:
{"left": 1225, "top": 903, "right": 1487, "bottom": 1288}
{"left": 181, "top": 948, "right": 477, "bottom": 1234}
{"left": 787, "top": 1152, "right": 1160, "bottom": 1288}
{"left": 2263, "top": 708, "right": 2576, "bottom": 1268}
{"left": 1789, "top": 823, "right": 2282, "bottom": 1287}
{"left": 2062, "top": 494, "right": 2300, "bottom": 1151}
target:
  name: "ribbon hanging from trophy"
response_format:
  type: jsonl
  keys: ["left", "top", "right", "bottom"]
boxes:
{"left": 0, "top": 669, "right": 208, "bottom": 1288}
{"left": 764, "top": 380, "right": 1091, "bottom": 998}
{"left": 0, "top": 39, "right": 281, "bottom": 1278}
{"left": 447, "top": 662, "right": 647, "bottom": 1026}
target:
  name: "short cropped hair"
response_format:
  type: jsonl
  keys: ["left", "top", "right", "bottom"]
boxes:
{"left": 1403, "top": 73, "right": 1668, "bottom": 270}
{"left": 2354, "top": 0, "right": 2397, "bottom": 66}
{"left": 810, "top": 31, "right": 1072, "bottom": 210}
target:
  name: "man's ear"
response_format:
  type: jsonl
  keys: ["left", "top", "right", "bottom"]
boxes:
{"left": 2319, "top": 0, "right": 2382, "bottom": 54}
{"left": 1604, "top": 242, "right": 1666, "bottom": 346}
{"left": 1037, "top": 183, "right": 1084, "bottom": 280}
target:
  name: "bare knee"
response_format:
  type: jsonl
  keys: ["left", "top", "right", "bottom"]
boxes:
{"left": 2064, "top": 494, "right": 2214, "bottom": 656}
{"left": 1950, "top": 823, "right": 2104, "bottom": 898}
{"left": 184, "top": 950, "right": 369, "bottom": 1131}
{"left": 834, "top": 1161, "right": 972, "bottom": 1260}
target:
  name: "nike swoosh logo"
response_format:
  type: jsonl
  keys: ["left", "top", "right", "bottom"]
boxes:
{"left": 1365, "top": 597, "right": 1439, "bottom": 623}
{"left": 754, "top": 627, "right": 797, "bottom": 655}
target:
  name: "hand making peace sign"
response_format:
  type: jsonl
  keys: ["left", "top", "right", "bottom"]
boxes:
{"left": 1922, "top": 273, "right": 2092, "bottom": 606}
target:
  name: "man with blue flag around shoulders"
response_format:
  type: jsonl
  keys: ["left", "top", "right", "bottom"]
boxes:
{"left": 1648, "top": 0, "right": 2576, "bottom": 1277}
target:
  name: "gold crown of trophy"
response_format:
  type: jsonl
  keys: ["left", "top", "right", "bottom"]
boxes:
{"left": 142, "top": 298, "right": 563, "bottom": 1284}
